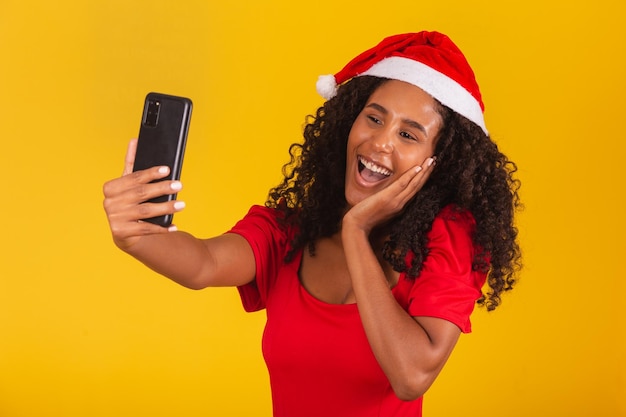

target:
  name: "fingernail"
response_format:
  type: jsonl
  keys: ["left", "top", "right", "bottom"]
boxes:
{"left": 171, "top": 181, "right": 182, "bottom": 191}
{"left": 427, "top": 158, "right": 435, "bottom": 167}
{"left": 415, "top": 166, "right": 423, "bottom": 173}
{"left": 168, "top": 225, "right": 178, "bottom": 232}
{"left": 158, "top": 166, "right": 169, "bottom": 174}
{"left": 173, "top": 201, "right": 186, "bottom": 210}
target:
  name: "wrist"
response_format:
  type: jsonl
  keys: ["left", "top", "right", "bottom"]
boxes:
{"left": 341, "top": 215, "right": 371, "bottom": 241}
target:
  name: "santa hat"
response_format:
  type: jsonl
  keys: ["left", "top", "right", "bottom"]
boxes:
{"left": 316, "top": 31, "right": 488, "bottom": 135}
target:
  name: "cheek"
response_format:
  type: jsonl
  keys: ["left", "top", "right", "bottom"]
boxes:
{"left": 347, "top": 116, "right": 369, "bottom": 144}
{"left": 345, "top": 129, "right": 363, "bottom": 159}
{"left": 397, "top": 143, "right": 436, "bottom": 167}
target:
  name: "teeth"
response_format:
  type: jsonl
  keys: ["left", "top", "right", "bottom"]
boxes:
{"left": 359, "top": 156, "right": 391, "bottom": 176}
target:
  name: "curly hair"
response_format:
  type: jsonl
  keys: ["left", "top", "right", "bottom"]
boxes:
{"left": 266, "top": 76, "right": 522, "bottom": 311}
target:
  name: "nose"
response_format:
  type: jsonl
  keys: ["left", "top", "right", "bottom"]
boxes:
{"left": 371, "top": 127, "right": 394, "bottom": 153}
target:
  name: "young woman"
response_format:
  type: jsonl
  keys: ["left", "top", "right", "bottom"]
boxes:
{"left": 103, "top": 31, "right": 522, "bottom": 417}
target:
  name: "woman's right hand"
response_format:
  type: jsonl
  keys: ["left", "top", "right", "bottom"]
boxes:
{"left": 102, "top": 139, "right": 185, "bottom": 252}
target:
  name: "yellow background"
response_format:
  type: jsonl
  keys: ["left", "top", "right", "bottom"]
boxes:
{"left": 1, "top": 0, "right": 624, "bottom": 416}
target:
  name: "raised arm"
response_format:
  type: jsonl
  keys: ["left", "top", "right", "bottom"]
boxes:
{"left": 102, "top": 139, "right": 256, "bottom": 289}
{"left": 341, "top": 158, "right": 461, "bottom": 400}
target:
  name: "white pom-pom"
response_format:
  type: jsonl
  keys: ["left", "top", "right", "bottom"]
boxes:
{"left": 316, "top": 74, "right": 338, "bottom": 100}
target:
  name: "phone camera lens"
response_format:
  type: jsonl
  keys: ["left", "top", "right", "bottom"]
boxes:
{"left": 144, "top": 100, "right": 161, "bottom": 127}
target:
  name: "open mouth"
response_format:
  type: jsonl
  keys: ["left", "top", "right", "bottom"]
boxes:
{"left": 358, "top": 156, "right": 392, "bottom": 183}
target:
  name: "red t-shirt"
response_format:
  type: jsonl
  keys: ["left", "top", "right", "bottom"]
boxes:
{"left": 229, "top": 205, "right": 485, "bottom": 417}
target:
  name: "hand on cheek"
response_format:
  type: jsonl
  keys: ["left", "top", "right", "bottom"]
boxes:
{"left": 344, "top": 156, "right": 436, "bottom": 234}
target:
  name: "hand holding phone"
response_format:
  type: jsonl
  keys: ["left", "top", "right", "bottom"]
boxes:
{"left": 133, "top": 92, "right": 192, "bottom": 227}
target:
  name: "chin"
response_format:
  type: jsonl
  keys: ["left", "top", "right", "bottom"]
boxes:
{"left": 344, "top": 189, "right": 369, "bottom": 208}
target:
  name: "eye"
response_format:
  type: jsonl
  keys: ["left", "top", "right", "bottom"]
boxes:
{"left": 400, "top": 131, "right": 417, "bottom": 141}
{"left": 367, "top": 115, "right": 382, "bottom": 125}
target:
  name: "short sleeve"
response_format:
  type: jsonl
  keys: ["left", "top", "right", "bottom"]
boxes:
{"left": 226, "top": 205, "right": 290, "bottom": 312}
{"left": 406, "top": 207, "right": 486, "bottom": 333}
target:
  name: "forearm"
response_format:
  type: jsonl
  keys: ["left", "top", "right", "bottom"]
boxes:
{"left": 121, "top": 231, "right": 215, "bottom": 289}
{"left": 342, "top": 223, "right": 458, "bottom": 400}
{"left": 120, "top": 229, "right": 256, "bottom": 290}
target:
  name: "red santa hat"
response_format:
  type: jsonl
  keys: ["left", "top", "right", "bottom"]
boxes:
{"left": 316, "top": 31, "right": 488, "bottom": 135}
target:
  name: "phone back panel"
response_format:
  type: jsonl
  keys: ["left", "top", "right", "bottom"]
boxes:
{"left": 133, "top": 92, "right": 192, "bottom": 226}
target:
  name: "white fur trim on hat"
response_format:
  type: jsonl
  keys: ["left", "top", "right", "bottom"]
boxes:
{"left": 361, "top": 56, "right": 487, "bottom": 134}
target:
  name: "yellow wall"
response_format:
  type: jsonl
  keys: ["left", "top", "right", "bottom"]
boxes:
{"left": 1, "top": 1, "right": 624, "bottom": 416}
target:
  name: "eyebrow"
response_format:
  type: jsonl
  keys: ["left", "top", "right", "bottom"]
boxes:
{"left": 365, "top": 102, "right": 428, "bottom": 135}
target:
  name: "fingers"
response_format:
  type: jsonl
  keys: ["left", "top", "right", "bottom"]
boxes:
{"left": 373, "top": 156, "right": 436, "bottom": 216}
{"left": 104, "top": 165, "right": 172, "bottom": 200}
{"left": 393, "top": 156, "right": 436, "bottom": 204}
{"left": 103, "top": 181, "right": 185, "bottom": 249}
{"left": 108, "top": 200, "right": 185, "bottom": 239}
{"left": 123, "top": 195, "right": 185, "bottom": 225}
{"left": 123, "top": 138, "right": 138, "bottom": 176}
{"left": 103, "top": 172, "right": 182, "bottom": 218}
{"left": 409, "top": 156, "right": 436, "bottom": 189}
{"left": 108, "top": 213, "right": 174, "bottom": 240}
{"left": 103, "top": 150, "right": 185, "bottom": 248}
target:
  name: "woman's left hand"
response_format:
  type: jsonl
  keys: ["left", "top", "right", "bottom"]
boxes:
{"left": 343, "top": 156, "right": 436, "bottom": 234}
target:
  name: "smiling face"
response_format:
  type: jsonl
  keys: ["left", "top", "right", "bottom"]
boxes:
{"left": 344, "top": 79, "right": 443, "bottom": 207}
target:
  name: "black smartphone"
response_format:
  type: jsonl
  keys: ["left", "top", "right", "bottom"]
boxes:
{"left": 133, "top": 92, "right": 193, "bottom": 227}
